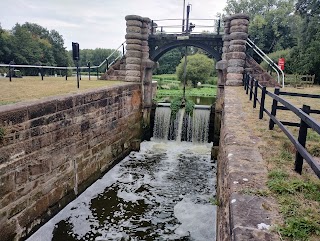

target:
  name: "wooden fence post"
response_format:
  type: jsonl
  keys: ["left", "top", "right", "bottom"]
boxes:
{"left": 249, "top": 76, "right": 254, "bottom": 101}
{"left": 294, "top": 104, "right": 310, "bottom": 174}
{"left": 253, "top": 80, "right": 258, "bottom": 108}
{"left": 269, "top": 88, "right": 280, "bottom": 130}
{"left": 246, "top": 76, "right": 249, "bottom": 95}
{"left": 259, "top": 86, "right": 266, "bottom": 119}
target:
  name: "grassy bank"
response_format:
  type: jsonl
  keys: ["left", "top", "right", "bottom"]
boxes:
{"left": 0, "top": 76, "right": 122, "bottom": 105}
{"left": 240, "top": 86, "right": 320, "bottom": 240}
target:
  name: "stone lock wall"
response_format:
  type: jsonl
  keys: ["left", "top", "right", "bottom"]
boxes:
{"left": 0, "top": 83, "right": 142, "bottom": 241}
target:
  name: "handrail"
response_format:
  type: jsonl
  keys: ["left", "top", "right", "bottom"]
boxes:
{"left": 91, "top": 41, "right": 126, "bottom": 69}
{"left": 0, "top": 41, "right": 126, "bottom": 71}
{"left": 246, "top": 38, "right": 285, "bottom": 88}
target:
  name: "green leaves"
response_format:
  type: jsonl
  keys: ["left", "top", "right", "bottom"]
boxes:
{"left": 176, "top": 53, "right": 214, "bottom": 87}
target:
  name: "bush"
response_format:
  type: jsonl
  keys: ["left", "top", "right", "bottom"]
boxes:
{"left": 176, "top": 53, "right": 214, "bottom": 87}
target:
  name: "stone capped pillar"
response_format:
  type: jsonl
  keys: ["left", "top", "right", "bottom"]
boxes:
{"left": 222, "top": 16, "right": 231, "bottom": 61}
{"left": 226, "top": 13, "right": 249, "bottom": 86}
{"left": 141, "top": 17, "right": 151, "bottom": 60}
{"left": 125, "top": 15, "right": 143, "bottom": 82}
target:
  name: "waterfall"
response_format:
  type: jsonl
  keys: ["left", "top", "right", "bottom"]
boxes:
{"left": 176, "top": 108, "right": 185, "bottom": 142}
{"left": 153, "top": 106, "right": 171, "bottom": 140}
{"left": 153, "top": 105, "right": 211, "bottom": 143}
{"left": 192, "top": 109, "right": 210, "bottom": 143}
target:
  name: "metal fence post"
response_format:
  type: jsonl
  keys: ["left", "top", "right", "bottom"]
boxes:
{"left": 259, "top": 86, "right": 266, "bottom": 119}
{"left": 294, "top": 104, "right": 310, "bottom": 174}
{"left": 269, "top": 88, "right": 280, "bottom": 130}
{"left": 65, "top": 67, "right": 68, "bottom": 80}
{"left": 253, "top": 80, "right": 258, "bottom": 108}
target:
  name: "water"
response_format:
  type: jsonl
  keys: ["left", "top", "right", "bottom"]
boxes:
{"left": 192, "top": 109, "right": 210, "bottom": 143}
{"left": 27, "top": 141, "right": 217, "bottom": 241}
{"left": 153, "top": 107, "right": 171, "bottom": 140}
{"left": 162, "top": 107, "right": 211, "bottom": 143}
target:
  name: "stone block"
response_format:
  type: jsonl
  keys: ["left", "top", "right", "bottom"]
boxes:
{"left": 142, "top": 52, "right": 149, "bottom": 59}
{"left": 126, "top": 26, "right": 141, "bottom": 34}
{"left": 126, "top": 44, "right": 142, "bottom": 51}
{"left": 229, "top": 13, "right": 250, "bottom": 21}
{"left": 126, "top": 64, "right": 141, "bottom": 71}
{"left": 230, "top": 193, "right": 276, "bottom": 230}
{"left": 126, "top": 57, "right": 142, "bottom": 65}
{"left": 125, "top": 76, "right": 141, "bottom": 82}
{"left": 0, "top": 219, "right": 17, "bottom": 241}
{"left": 230, "top": 25, "right": 248, "bottom": 33}
{"left": 15, "top": 166, "right": 28, "bottom": 184}
{"left": 229, "top": 32, "right": 248, "bottom": 41}
{"left": 125, "top": 15, "right": 143, "bottom": 21}
{"left": 126, "top": 70, "right": 141, "bottom": 77}
{"left": 230, "top": 18, "right": 250, "bottom": 26}
{"left": 228, "top": 59, "right": 245, "bottom": 68}
{"left": 0, "top": 172, "right": 15, "bottom": 197}
{"left": 230, "top": 39, "right": 247, "bottom": 46}
{"left": 125, "top": 33, "right": 143, "bottom": 40}
{"left": 227, "top": 67, "right": 244, "bottom": 74}
{"left": 227, "top": 52, "right": 246, "bottom": 60}
{"left": 229, "top": 45, "right": 246, "bottom": 53}
{"left": 28, "top": 160, "right": 50, "bottom": 177}
{"left": 126, "top": 50, "right": 142, "bottom": 58}
{"left": 126, "top": 20, "right": 143, "bottom": 27}
{"left": 141, "top": 28, "right": 149, "bottom": 34}
{"left": 0, "top": 108, "right": 28, "bottom": 126}
{"left": 126, "top": 39, "right": 142, "bottom": 45}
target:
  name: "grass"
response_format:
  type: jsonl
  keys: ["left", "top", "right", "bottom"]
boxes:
{"left": 156, "top": 87, "right": 217, "bottom": 98}
{"left": 0, "top": 76, "right": 123, "bottom": 105}
{"left": 239, "top": 85, "right": 320, "bottom": 240}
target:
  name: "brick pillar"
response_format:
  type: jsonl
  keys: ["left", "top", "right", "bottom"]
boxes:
{"left": 226, "top": 14, "right": 249, "bottom": 86}
{"left": 125, "top": 15, "right": 143, "bottom": 82}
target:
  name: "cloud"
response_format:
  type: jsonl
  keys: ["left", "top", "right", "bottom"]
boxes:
{"left": 0, "top": 0, "right": 227, "bottom": 50}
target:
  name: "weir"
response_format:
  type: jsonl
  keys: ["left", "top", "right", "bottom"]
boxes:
{"left": 154, "top": 104, "right": 212, "bottom": 143}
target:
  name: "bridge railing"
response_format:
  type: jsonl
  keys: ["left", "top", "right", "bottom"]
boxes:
{"left": 151, "top": 18, "right": 222, "bottom": 35}
{"left": 243, "top": 72, "right": 320, "bottom": 178}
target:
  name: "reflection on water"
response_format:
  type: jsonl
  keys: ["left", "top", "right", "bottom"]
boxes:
{"left": 159, "top": 96, "right": 216, "bottom": 106}
{"left": 27, "top": 141, "right": 217, "bottom": 241}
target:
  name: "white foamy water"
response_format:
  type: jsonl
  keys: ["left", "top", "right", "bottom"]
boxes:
{"left": 27, "top": 140, "right": 216, "bottom": 241}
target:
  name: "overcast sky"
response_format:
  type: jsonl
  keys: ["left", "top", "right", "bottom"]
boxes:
{"left": 1, "top": 0, "right": 227, "bottom": 50}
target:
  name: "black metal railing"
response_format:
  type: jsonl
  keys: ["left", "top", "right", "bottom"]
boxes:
{"left": 0, "top": 41, "right": 126, "bottom": 85}
{"left": 243, "top": 72, "right": 320, "bottom": 178}
{"left": 150, "top": 18, "right": 222, "bottom": 35}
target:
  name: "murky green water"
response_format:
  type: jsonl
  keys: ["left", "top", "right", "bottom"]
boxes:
{"left": 27, "top": 141, "right": 216, "bottom": 241}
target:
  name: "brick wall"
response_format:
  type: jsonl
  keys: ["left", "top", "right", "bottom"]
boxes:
{"left": 0, "top": 83, "right": 142, "bottom": 240}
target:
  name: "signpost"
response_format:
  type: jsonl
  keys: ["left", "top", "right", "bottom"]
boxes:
{"left": 278, "top": 58, "right": 285, "bottom": 71}
{"left": 72, "top": 42, "right": 80, "bottom": 88}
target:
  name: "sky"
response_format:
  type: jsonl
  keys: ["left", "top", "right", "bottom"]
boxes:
{"left": 1, "top": 0, "right": 227, "bottom": 50}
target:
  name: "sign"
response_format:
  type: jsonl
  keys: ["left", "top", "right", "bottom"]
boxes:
{"left": 177, "top": 36, "right": 189, "bottom": 40}
{"left": 278, "top": 58, "right": 285, "bottom": 70}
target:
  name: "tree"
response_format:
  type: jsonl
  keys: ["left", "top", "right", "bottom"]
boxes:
{"left": 224, "top": 0, "right": 299, "bottom": 53}
{"left": 155, "top": 48, "right": 184, "bottom": 75}
{"left": 176, "top": 53, "right": 214, "bottom": 87}
{"left": 289, "top": 0, "right": 320, "bottom": 83}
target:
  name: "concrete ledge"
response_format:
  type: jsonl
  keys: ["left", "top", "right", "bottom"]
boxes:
{"left": 217, "top": 86, "right": 280, "bottom": 241}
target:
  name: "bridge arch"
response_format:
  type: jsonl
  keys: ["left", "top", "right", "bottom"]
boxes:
{"left": 148, "top": 35, "right": 223, "bottom": 62}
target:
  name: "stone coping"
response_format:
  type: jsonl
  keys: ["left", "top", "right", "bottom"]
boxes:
{"left": 217, "top": 86, "right": 280, "bottom": 240}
